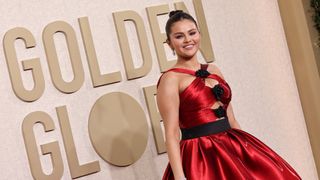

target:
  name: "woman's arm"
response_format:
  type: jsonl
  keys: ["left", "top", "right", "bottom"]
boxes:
{"left": 226, "top": 103, "right": 241, "bottom": 129}
{"left": 157, "top": 72, "right": 185, "bottom": 180}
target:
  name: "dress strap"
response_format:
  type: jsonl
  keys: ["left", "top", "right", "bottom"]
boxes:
{"left": 156, "top": 64, "right": 207, "bottom": 88}
{"left": 166, "top": 68, "right": 195, "bottom": 76}
{"left": 200, "top": 64, "right": 208, "bottom": 70}
{"left": 166, "top": 63, "right": 208, "bottom": 76}
{"left": 156, "top": 68, "right": 195, "bottom": 88}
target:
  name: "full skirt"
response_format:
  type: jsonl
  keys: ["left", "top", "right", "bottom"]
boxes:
{"left": 162, "top": 128, "right": 301, "bottom": 180}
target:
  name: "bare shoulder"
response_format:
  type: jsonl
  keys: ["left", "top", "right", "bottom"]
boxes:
{"left": 207, "top": 63, "right": 225, "bottom": 79}
{"left": 157, "top": 71, "right": 179, "bottom": 93}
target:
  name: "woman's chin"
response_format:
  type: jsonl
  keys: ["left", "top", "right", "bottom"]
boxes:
{"left": 178, "top": 52, "right": 197, "bottom": 60}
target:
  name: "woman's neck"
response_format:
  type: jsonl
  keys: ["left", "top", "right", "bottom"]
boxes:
{"left": 175, "top": 57, "right": 201, "bottom": 71}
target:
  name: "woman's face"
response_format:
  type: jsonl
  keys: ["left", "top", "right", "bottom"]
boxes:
{"left": 168, "top": 19, "right": 200, "bottom": 59}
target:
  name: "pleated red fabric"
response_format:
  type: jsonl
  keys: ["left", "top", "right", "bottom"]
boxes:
{"left": 160, "top": 64, "right": 301, "bottom": 180}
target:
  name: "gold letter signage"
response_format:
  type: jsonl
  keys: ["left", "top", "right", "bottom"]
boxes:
{"left": 2, "top": 1, "right": 214, "bottom": 179}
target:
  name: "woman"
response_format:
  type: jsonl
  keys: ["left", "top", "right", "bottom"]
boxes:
{"left": 156, "top": 10, "right": 301, "bottom": 180}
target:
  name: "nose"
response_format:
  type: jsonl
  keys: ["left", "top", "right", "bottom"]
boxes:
{"left": 184, "top": 35, "right": 191, "bottom": 42}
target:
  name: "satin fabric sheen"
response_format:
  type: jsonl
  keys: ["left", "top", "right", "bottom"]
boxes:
{"left": 159, "top": 65, "right": 301, "bottom": 180}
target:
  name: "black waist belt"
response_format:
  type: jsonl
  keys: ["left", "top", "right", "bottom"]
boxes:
{"left": 181, "top": 117, "right": 231, "bottom": 140}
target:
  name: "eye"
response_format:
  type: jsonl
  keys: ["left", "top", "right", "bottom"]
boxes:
{"left": 175, "top": 35, "right": 183, "bottom": 39}
{"left": 189, "top": 31, "right": 197, "bottom": 36}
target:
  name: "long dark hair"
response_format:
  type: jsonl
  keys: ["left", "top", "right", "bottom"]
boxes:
{"left": 165, "top": 10, "right": 198, "bottom": 40}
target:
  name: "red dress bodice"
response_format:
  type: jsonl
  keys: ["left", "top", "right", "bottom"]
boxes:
{"left": 161, "top": 64, "right": 232, "bottom": 129}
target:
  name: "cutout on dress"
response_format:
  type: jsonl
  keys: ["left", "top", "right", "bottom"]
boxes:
{"left": 203, "top": 78, "right": 227, "bottom": 119}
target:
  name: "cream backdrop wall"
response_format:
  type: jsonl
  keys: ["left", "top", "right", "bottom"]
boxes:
{"left": 0, "top": 0, "right": 318, "bottom": 179}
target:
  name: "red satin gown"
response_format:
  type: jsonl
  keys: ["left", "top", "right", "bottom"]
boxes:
{"left": 159, "top": 64, "right": 301, "bottom": 180}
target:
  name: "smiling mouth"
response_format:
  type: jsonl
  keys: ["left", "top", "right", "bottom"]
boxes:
{"left": 183, "top": 44, "right": 194, "bottom": 49}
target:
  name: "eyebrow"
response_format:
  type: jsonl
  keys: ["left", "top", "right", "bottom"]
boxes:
{"left": 172, "top": 28, "right": 197, "bottom": 35}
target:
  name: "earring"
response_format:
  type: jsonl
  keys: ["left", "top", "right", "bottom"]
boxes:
{"left": 172, "top": 50, "right": 176, "bottom": 56}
